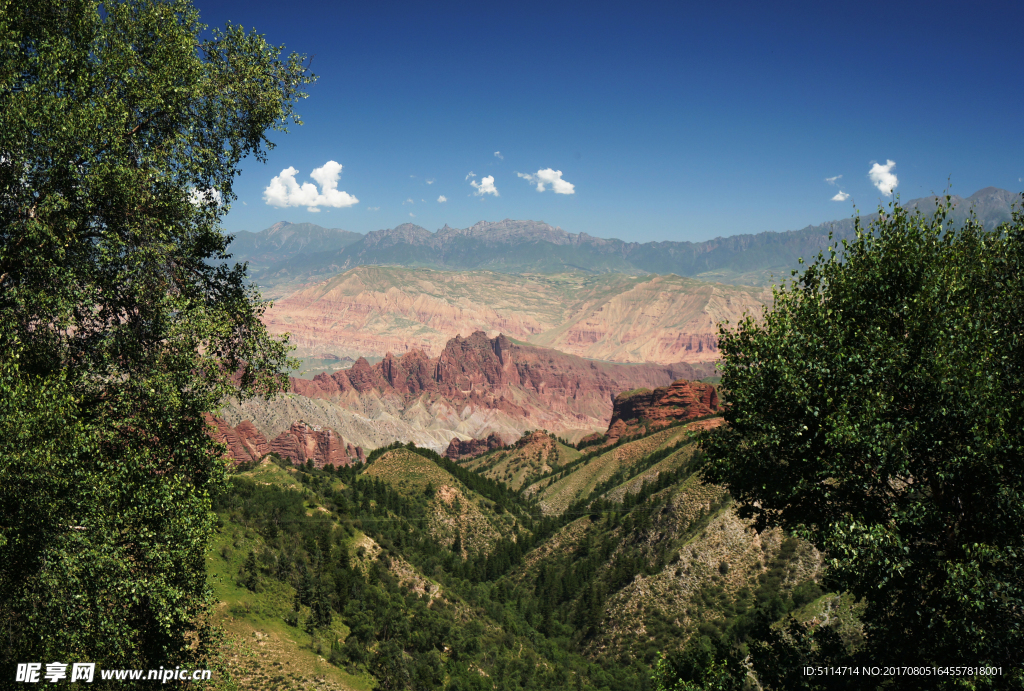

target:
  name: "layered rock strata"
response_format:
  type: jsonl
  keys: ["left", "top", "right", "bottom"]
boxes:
{"left": 605, "top": 379, "right": 720, "bottom": 441}
{"left": 269, "top": 421, "right": 365, "bottom": 469}
{"left": 263, "top": 266, "right": 769, "bottom": 365}
{"left": 223, "top": 332, "right": 705, "bottom": 453}
{"left": 204, "top": 413, "right": 270, "bottom": 465}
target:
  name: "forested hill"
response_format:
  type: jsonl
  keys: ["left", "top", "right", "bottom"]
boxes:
{"left": 231, "top": 187, "right": 1020, "bottom": 292}
{"left": 207, "top": 414, "right": 850, "bottom": 690}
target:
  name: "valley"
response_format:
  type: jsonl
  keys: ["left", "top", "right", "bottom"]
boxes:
{"left": 208, "top": 379, "right": 850, "bottom": 691}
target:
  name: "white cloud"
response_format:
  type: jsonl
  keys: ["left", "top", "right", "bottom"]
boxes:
{"left": 868, "top": 160, "right": 898, "bottom": 196}
{"left": 825, "top": 175, "right": 842, "bottom": 185}
{"left": 367, "top": 206, "right": 380, "bottom": 211}
{"left": 437, "top": 195, "right": 447, "bottom": 203}
{"left": 517, "top": 168, "right": 575, "bottom": 194}
{"left": 832, "top": 190, "right": 850, "bottom": 201}
{"left": 403, "top": 198, "right": 414, "bottom": 205}
{"left": 409, "top": 212, "right": 415, "bottom": 218}
{"left": 189, "top": 187, "right": 222, "bottom": 207}
{"left": 426, "top": 178, "right": 435, "bottom": 185}
{"left": 465, "top": 171, "right": 476, "bottom": 180}
{"left": 263, "top": 161, "right": 358, "bottom": 211}
{"left": 494, "top": 151, "right": 503, "bottom": 160}
{"left": 470, "top": 175, "right": 499, "bottom": 196}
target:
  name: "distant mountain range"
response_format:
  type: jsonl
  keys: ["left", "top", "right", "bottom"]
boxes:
{"left": 230, "top": 187, "right": 1020, "bottom": 295}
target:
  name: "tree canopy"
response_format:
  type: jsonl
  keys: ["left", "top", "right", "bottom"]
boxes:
{"left": 0, "top": 0, "right": 312, "bottom": 673}
{"left": 702, "top": 198, "right": 1024, "bottom": 687}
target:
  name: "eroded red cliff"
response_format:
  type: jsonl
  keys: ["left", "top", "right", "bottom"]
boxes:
{"left": 269, "top": 421, "right": 365, "bottom": 469}
{"left": 605, "top": 379, "right": 720, "bottom": 441}
{"left": 204, "top": 413, "right": 270, "bottom": 465}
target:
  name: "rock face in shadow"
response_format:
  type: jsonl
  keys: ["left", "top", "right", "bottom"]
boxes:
{"left": 445, "top": 432, "right": 506, "bottom": 460}
{"left": 203, "top": 413, "right": 270, "bottom": 465}
{"left": 605, "top": 379, "right": 720, "bottom": 442}
{"left": 269, "top": 421, "right": 365, "bottom": 469}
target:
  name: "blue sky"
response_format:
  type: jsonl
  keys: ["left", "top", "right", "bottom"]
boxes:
{"left": 199, "top": 0, "right": 1024, "bottom": 243}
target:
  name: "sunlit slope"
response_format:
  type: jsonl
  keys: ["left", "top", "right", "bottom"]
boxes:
{"left": 264, "top": 266, "right": 770, "bottom": 364}
{"left": 492, "top": 417, "right": 837, "bottom": 661}
{"left": 459, "top": 431, "right": 581, "bottom": 490}
{"left": 361, "top": 448, "right": 526, "bottom": 556}
{"left": 522, "top": 421, "right": 722, "bottom": 515}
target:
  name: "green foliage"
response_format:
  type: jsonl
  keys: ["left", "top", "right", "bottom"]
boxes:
{"left": 216, "top": 460, "right": 653, "bottom": 690}
{"left": 703, "top": 198, "right": 1024, "bottom": 685}
{"left": 0, "top": 0, "right": 311, "bottom": 675}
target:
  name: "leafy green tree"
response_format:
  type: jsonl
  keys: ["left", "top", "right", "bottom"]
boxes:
{"left": 0, "top": 0, "right": 311, "bottom": 674}
{"left": 702, "top": 199, "right": 1024, "bottom": 686}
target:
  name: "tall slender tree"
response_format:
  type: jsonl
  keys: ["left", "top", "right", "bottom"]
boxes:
{"left": 0, "top": 0, "right": 312, "bottom": 673}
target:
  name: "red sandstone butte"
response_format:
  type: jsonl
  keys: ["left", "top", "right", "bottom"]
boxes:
{"left": 605, "top": 379, "right": 720, "bottom": 441}
{"left": 269, "top": 421, "right": 363, "bottom": 469}
{"left": 444, "top": 432, "right": 507, "bottom": 460}
{"left": 204, "top": 413, "right": 270, "bottom": 465}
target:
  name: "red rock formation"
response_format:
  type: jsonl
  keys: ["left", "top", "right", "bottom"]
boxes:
{"left": 445, "top": 432, "right": 506, "bottom": 460}
{"left": 288, "top": 331, "right": 695, "bottom": 413}
{"left": 269, "top": 331, "right": 712, "bottom": 453}
{"left": 204, "top": 413, "right": 269, "bottom": 465}
{"left": 605, "top": 379, "right": 720, "bottom": 441}
{"left": 270, "top": 421, "right": 361, "bottom": 469}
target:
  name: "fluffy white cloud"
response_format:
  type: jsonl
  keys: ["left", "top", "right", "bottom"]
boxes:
{"left": 263, "top": 161, "right": 358, "bottom": 212}
{"left": 403, "top": 198, "right": 414, "bottom": 205}
{"left": 868, "top": 160, "right": 898, "bottom": 196}
{"left": 426, "top": 178, "right": 435, "bottom": 185}
{"left": 409, "top": 213, "right": 415, "bottom": 218}
{"left": 465, "top": 171, "right": 476, "bottom": 180}
{"left": 517, "top": 168, "right": 575, "bottom": 194}
{"left": 825, "top": 175, "right": 842, "bottom": 185}
{"left": 367, "top": 206, "right": 380, "bottom": 211}
{"left": 437, "top": 195, "right": 447, "bottom": 203}
{"left": 832, "top": 190, "right": 850, "bottom": 201}
{"left": 494, "top": 151, "right": 503, "bottom": 160}
{"left": 470, "top": 175, "right": 498, "bottom": 196}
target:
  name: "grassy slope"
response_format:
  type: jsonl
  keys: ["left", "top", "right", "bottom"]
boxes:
{"left": 203, "top": 420, "right": 855, "bottom": 689}
{"left": 207, "top": 502, "right": 370, "bottom": 691}
{"left": 362, "top": 448, "right": 523, "bottom": 556}
{"left": 460, "top": 432, "right": 581, "bottom": 490}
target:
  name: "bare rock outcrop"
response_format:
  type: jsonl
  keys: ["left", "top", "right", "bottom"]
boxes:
{"left": 269, "top": 421, "right": 364, "bottom": 469}
{"left": 606, "top": 379, "right": 720, "bottom": 441}
{"left": 204, "top": 413, "right": 270, "bottom": 465}
{"left": 445, "top": 432, "right": 506, "bottom": 460}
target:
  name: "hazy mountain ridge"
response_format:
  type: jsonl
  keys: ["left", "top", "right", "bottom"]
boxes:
{"left": 232, "top": 187, "right": 1020, "bottom": 291}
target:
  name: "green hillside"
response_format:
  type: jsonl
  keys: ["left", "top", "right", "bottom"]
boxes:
{"left": 205, "top": 421, "right": 856, "bottom": 690}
